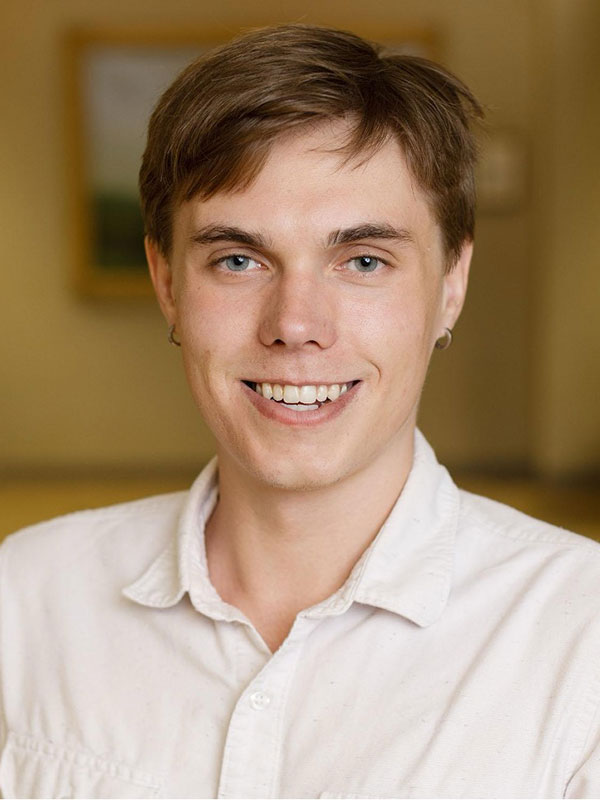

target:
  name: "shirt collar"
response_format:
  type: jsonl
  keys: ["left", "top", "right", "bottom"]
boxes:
{"left": 312, "top": 430, "right": 459, "bottom": 627}
{"left": 123, "top": 430, "right": 459, "bottom": 629}
{"left": 122, "top": 458, "right": 224, "bottom": 613}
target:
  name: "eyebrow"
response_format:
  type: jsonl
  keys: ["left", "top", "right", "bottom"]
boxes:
{"left": 327, "top": 223, "right": 414, "bottom": 247}
{"left": 190, "top": 225, "right": 270, "bottom": 249}
{"left": 189, "top": 222, "right": 414, "bottom": 250}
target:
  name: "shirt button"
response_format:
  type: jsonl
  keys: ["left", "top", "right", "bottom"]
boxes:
{"left": 249, "top": 691, "right": 271, "bottom": 710}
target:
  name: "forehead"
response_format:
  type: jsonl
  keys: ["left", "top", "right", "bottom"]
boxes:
{"left": 175, "top": 120, "right": 441, "bottom": 249}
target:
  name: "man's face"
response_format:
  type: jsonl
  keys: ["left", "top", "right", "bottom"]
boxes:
{"left": 149, "top": 121, "right": 470, "bottom": 492}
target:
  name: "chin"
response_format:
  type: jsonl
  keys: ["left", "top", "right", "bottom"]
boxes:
{"left": 242, "top": 451, "right": 350, "bottom": 493}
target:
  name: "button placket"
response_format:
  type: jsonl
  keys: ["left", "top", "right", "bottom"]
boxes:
{"left": 217, "top": 616, "right": 318, "bottom": 799}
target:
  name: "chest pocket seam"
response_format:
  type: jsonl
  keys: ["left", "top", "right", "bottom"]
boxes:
{"left": 1, "top": 730, "right": 162, "bottom": 798}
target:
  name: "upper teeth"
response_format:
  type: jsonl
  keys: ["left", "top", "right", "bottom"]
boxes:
{"left": 253, "top": 382, "right": 351, "bottom": 404}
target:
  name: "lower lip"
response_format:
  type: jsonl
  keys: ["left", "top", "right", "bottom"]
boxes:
{"left": 241, "top": 381, "right": 361, "bottom": 427}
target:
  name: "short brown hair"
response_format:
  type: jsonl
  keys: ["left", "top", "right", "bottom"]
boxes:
{"left": 139, "top": 24, "right": 483, "bottom": 268}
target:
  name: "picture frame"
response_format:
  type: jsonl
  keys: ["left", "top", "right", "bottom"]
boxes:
{"left": 64, "top": 26, "right": 438, "bottom": 298}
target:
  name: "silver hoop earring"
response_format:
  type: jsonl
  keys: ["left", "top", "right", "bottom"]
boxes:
{"left": 167, "top": 324, "right": 181, "bottom": 347}
{"left": 435, "top": 327, "right": 453, "bottom": 350}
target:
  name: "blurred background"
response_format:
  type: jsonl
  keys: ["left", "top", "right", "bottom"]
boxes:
{"left": 1, "top": 0, "right": 599, "bottom": 540}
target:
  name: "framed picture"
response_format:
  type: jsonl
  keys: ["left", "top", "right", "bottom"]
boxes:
{"left": 65, "top": 26, "right": 438, "bottom": 298}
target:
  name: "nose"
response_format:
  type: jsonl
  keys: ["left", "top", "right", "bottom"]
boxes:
{"left": 258, "top": 269, "right": 337, "bottom": 350}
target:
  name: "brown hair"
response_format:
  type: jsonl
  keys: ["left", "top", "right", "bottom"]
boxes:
{"left": 139, "top": 24, "right": 483, "bottom": 268}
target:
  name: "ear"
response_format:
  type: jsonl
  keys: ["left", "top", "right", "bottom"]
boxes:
{"left": 440, "top": 240, "right": 473, "bottom": 331}
{"left": 146, "top": 236, "right": 177, "bottom": 324}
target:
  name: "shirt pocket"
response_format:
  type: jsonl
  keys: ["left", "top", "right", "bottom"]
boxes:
{"left": 0, "top": 731, "right": 161, "bottom": 799}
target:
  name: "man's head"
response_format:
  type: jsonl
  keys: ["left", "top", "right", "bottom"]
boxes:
{"left": 143, "top": 25, "right": 482, "bottom": 492}
{"left": 139, "top": 24, "right": 483, "bottom": 271}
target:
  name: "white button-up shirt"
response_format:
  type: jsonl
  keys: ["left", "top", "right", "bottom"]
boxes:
{"left": 1, "top": 432, "right": 600, "bottom": 798}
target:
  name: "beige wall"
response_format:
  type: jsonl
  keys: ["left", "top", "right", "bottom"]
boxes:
{"left": 531, "top": 0, "right": 600, "bottom": 476}
{"left": 1, "top": 0, "right": 598, "bottom": 477}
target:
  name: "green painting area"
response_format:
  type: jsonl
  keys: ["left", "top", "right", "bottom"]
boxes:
{"left": 92, "top": 192, "right": 147, "bottom": 271}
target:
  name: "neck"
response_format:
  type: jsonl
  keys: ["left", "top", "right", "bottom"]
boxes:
{"left": 205, "top": 431, "right": 415, "bottom": 651}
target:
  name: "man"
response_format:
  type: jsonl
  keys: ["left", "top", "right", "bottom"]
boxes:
{"left": 1, "top": 24, "right": 599, "bottom": 799}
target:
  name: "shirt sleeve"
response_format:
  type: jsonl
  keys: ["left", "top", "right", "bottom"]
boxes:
{"left": 565, "top": 682, "right": 600, "bottom": 797}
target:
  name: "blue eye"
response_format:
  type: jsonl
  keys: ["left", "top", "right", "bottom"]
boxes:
{"left": 223, "top": 255, "right": 252, "bottom": 271}
{"left": 349, "top": 256, "right": 382, "bottom": 273}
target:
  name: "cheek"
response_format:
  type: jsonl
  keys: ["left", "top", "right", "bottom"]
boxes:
{"left": 176, "top": 283, "right": 259, "bottom": 402}
{"left": 177, "top": 289, "right": 226, "bottom": 391}
{"left": 178, "top": 279, "right": 242, "bottom": 350}
{"left": 346, "top": 283, "right": 438, "bottom": 355}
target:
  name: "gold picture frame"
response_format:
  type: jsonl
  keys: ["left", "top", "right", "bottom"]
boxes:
{"left": 65, "top": 26, "right": 438, "bottom": 299}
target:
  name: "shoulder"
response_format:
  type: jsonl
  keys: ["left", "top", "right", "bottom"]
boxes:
{"left": 0, "top": 491, "right": 188, "bottom": 587}
{"left": 458, "top": 488, "right": 600, "bottom": 552}
{"left": 451, "top": 489, "right": 600, "bottom": 689}
{"left": 456, "top": 488, "right": 600, "bottom": 599}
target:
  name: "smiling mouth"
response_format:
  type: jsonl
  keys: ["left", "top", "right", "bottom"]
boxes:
{"left": 242, "top": 380, "right": 360, "bottom": 410}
